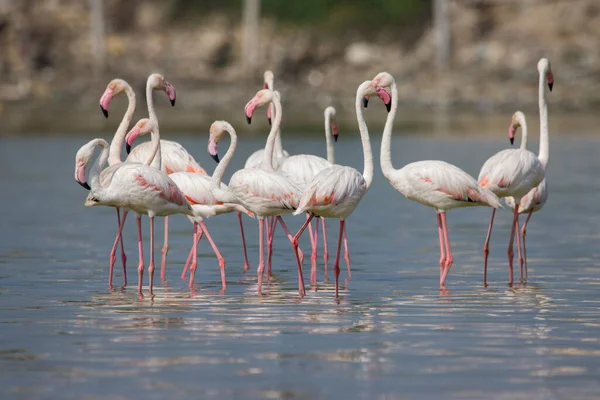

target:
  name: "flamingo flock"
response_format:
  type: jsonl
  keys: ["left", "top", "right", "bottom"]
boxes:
{"left": 75, "top": 58, "right": 553, "bottom": 297}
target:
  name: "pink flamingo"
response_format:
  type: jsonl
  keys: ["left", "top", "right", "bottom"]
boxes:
{"left": 287, "top": 80, "right": 378, "bottom": 297}
{"left": 208, "top": 93, "right": 307, "bottom": 296}
{"left": 368, "top": 72, "right": 502, "bottom": 288}
{"left": 478, "top": 58, "right": 552, "bottom": 286}
{"left": 75, "top": 118, "right": 193, "bottom": 296}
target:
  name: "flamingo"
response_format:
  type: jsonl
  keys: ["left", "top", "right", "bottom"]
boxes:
{"left": 287, "top": 80, "right": 378, "bottom": 297}
{"left": 75, "top": 118, "right": 193, "bottom": 296}
{"left": 208, "top": 91, "right": 307, "bottom": 296}
{"left": 365, "top": 72, "right": 502, "bottom": 288}
{"left": 478, "top": 58, "right": 552, "bottom": 286}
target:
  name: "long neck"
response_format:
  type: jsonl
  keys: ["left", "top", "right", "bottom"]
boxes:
{"left": 538, "top": 71, "right": 549, "bottom": 169}
{"left": 90, "top": 139, "right": 110, "bottom": 190}
{"left": 146, "top": 126, "right": 162, "bottom": 168}
{"left": 274, "top": 128, "right": 284, "bottom": 158}
{"left": 210, "top": 123, "right": 239, "bottom": 203}
{"left": 108, "top": 85, "right": 136, "bottom": 166}
{"left": 324, "top": 110, "right": 335, "bottom": 164}
{"left": 379, "top": 81, "right": 399, "bottom": 182}
{"left": 261, "top": 94, "right": 282, "bottom": 172}
{"left": 355, "top": 87, "right": 374, "bottom": 189}
{"left": 519, "top": 115, "right": 528, "bottom": 150}
{"left": 146, "top": 78, "right": 158, "bottom": 125}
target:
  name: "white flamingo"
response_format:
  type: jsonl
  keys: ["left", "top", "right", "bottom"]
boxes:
{"left": 75, "top": 118, "right": 193, "bottom": 296}
{"left": 288, "top": 80, "right": 378, "bottom": 297}
{"left": 208, "top": 90, "right": 307, "bottom": 296}
{"left": 366, "top": 72, "right": 502, "bottom": 287}
{"left": 478, "top": 58, "right": 552, "bottom": 286}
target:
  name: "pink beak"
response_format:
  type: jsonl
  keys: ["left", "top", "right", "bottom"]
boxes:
{"left": 99, "top": 88, "right": 113, "bottom": 118}
{"left": 508, "top": 125, "right": 516, "bottom": 145}
{"left": 332, "top": 122, "right": 339, "bottom": 142}
{"left": 164, "top": 80, "right": 176, "bottom": 106}
{"left": 547, "top": 71, "right": 554, "bottom": 92}
{"left": 75, "top": 161, "right": 90, "bottom": 190}
{"left": 244, "top": 99, "right": 258, "bottom": 125}
{"left": 125, "top": 125, "right": 141, "bottom": 154}
{"left": 267, "top": 104, "right": 272, "bottom": 125}
{"left": 375, "top": 87, "right": 392, "bottom": 112}
{"left": 208, "top": 135, "right": 219, "bottom": 163}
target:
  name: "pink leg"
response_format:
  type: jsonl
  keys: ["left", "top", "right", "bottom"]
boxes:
{"left": 237, "top": 212, "right": 250, "bottom": 272}
{"left": 437, "top": 213, "right": 446, "bottom": 281}
{"left": 181, "top": 228, "right": 204, "bottom": 279}
{"left": 188, "top": 222, "right": 199, "bottom": 289}
{"left": 521, "top": 210, "right": 533, "bottom": 281}
{"left": 439, "top": 212, "right": 453, "bottom": 286}
{"left": 278, "top": 216, "right": 307, "bottom": 296}
{"left": 310, "top": 218, "right": 319, "bottom": 285}
{"left": 136, "top": 216, "right": 144, "bottom": 295}
{"left": 507, "top": 205, "right": 519, "bottom": 286}
{"left": 333, "top": 220, "right": 345, "bottom": 297}
{"left": 483, "top": 209, "right": 496, "bottom": 287}
{"left": 160, "top": 217, "right": 169, "bottom": 281}
{"left": 257, "top": 219, "right": 265, "bottom": 295}
{"left": 199, "top": 221, "right": 226, "bottom": 291}
{"left": 267, "top": 216, "right": 277, "bottom": 277}
{"left": 515, "top": 212, "right": 524, "bottom": 283}
{"left": 322, "top": 218, "right": 329, "bottom": 267}
{"left": 109, "top": 209, "right": 128, "bottom": 288}
{"left": 148, "top": 216, "right": 156, "bottom": 295}
{"left": 343, "top": 223, "right": 351, "bottom": 277}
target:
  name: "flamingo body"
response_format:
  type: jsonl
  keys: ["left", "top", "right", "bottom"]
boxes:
{"left": 128, "top": 139, "right": 207, "bottom": 175}
{"left": 244, "top": 148, "right": 290, "bottom": 170}
{"left": 505, "top": 178, "right": 548, "bottom": 214}
{"left": 279, "top": 155, "right": 332, "bottom": 190}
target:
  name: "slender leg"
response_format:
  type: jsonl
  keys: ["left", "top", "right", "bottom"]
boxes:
{"left": 188, "top": 222, "right": 199, "bottom": 289}
{"left": 136, "top": 216, "right": 144, "bottom": 295}
{"left": 181, "top": 228, "right": 204, "bottom": 279}
{"left": 343, "top": 223, "right": 351, "bottom": 277}
{"left": 507, "top": 205, "right": 519, "bottom": 286}
{"left": 515, "top": 212, "right": 524, "bottom": 283}
{"left": 278, "top": 216, "right": 307, "bottom": 296}
{"left": 437, "top": 212, "right": 446, "bottom": 282}
{"left": 311, "top": 218, "right": 319, "bottom": 285}
{"left": 267, "top": 216, "right": 277, "bottom": 277}
{"left": 237, "top": 212, "right": 251, "bottom": 272}
{"left": 439, "top": 212, "right": 453, "bottom": 286}
{"left": 483, "top": 209, "right": 496, "bottom": 287}
{"left": 521, "top": 210, "right": 533, "bottom": 281}
{"left": 160, "top": 217, "right": 169, "bottom": 281}
{"left": 257, "top": 219, "right": 265, "bottom": 295}
{"left": 110, "top": 209, "right": 129, "bottom": 288}
{"left": 333, "top": 220, "right": 345, "bottom": 297}
{"left": 322, "top": 218, "right": 329, "bottom": 267}
{"left": 199, "top": 221, "right": 226, "bottom": 291}
{"left": 148, "top": 216, "right": 156, "bottom": 295}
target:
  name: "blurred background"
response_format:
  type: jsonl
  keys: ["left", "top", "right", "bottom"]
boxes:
{"left": 1, "top": 0, "right": 599, "bottom": 134}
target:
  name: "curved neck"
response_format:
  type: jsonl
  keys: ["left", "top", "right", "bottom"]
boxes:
{"left": 379, "top": 81, "right": 399, "bottom": 181}
{"left": 108, "top": 84, "right": 136, "bottom": 166}
{"left": 210, "top": 123, "right": 239, "bottom": 203}
{"left": 518, "top": 115, "right": 528, "bottom": 150}
{"left": 538, "top": 70, "right": 549, "bottom": 169}
{"left": 146, "top": 126, "right": 162, "bottom": 168}
{"left": 324, "top": 109, "right": 335, "bottom": 164}
{"left": 262, "top": 94, "right": 282, "bottom": 172}
{"left": 146, "top": 78, "right": 158, "bottom": 125}
{"left": 355, "top": 85, "right": 374, "bottom": 189}
{"left": 90, "top": 139, "right": 110, "bottom": 190}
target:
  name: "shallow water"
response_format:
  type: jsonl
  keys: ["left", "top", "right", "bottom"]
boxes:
{"left": 1, "top": 131, "right": 600, "bottom": 399}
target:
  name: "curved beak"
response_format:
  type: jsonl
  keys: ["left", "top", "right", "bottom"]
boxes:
{"left": 509, "top": 137, "right": 514, "bottom": 145}
{"left": 362, "top": 96, "right": 369, "bottom": 108}
{"left": 267, "top": 104, "right": 272, "bottom": 126}
{"left": 208, "top": 136, "right": 219, "bottom": 163}
{"left": 75, "top": 162, "right": 90, "bottom": 190}
{"left": 244, "top": 99, "right": 258, "bottom": 125}
{"left": 99, "top": 87, "right": 113, "bottom": 118}
{"left": 547, "top": 71, "right": 554, "bottom": 92}
{"left": 164, "top": 80, "right": 176, "bottom": 106}
{"left": 508, "top": 125, "right": 516, "bottom": 146}
{"left": 125, "top": 125, "right": 141, "bottom": 154}
{"left": 376, "top": 87, "right": 392, "bottom": 113}
{"left": 332, "top": 121, "right": 339, "bottom": 142}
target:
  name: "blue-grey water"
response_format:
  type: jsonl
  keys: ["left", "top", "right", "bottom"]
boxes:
{"left": 1, "top": 129, "right": 600, "bottom": 399}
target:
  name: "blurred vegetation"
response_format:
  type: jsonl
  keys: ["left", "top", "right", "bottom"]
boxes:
{"left": 171, "top": 0, "right": 430, "bottom": 31}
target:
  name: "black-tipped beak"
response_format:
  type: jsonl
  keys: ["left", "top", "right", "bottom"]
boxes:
{"left": 509, "top": 137, "right": 514, "bottom": 145}
{"left": 548, "top": 82, "right": 553, "bottom": 92}
{"left": 100, "top": 105, "right": 108, "bottom": 118}
{"left": 268, "top": 117, "right": 271, "bottom": 126}
{"left": 334, "top": 135, "right": 338, "bottom": 143}
{"left": 126, "top": 142, "right": 132, "bottom": 154}
{"left": 77, "top": 180, "right": 91, "bottom": 190}
{"left": 211, "top": 153, "right": 220, "bottom": 163}
{"left": 362, "top": 97, "right": 369, "bottom": 108}
{"left": 170, "top": 98, "right": 176, "bottom": 106}
{"left": 385, "top": 99, "right": 392, "bottom": 113}
{"left": 246, "top": 115, "right": 252, "bottom": 124}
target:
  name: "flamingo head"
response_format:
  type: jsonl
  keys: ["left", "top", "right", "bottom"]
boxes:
{"left": 537, "top": 58, "right": 553, "bottom": 92}
{"left": 368, "top": 72, "right": 393, "bottom": 112}
{"left": 245, "top": 89, "right": 277, "bottom": 125}
{"left": 149, "top": 73, "right": 177, "bottom": 106}
{"left": 509, "top": 111, "right": 526, "bottom": 146}
{"left": 99, "top": 79, "right": 129, "bottom": 118}
{"left": 74, "top": 139, "right": 107, "bottom": 190}
{"left": 125, "top": 118, "right": 156, "bottom": 154}
{"left": 208, "top": 121, "right": 229, "bottom": 163}
{"left": 325, "top": 106, "right": 339, "bottom": 142}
